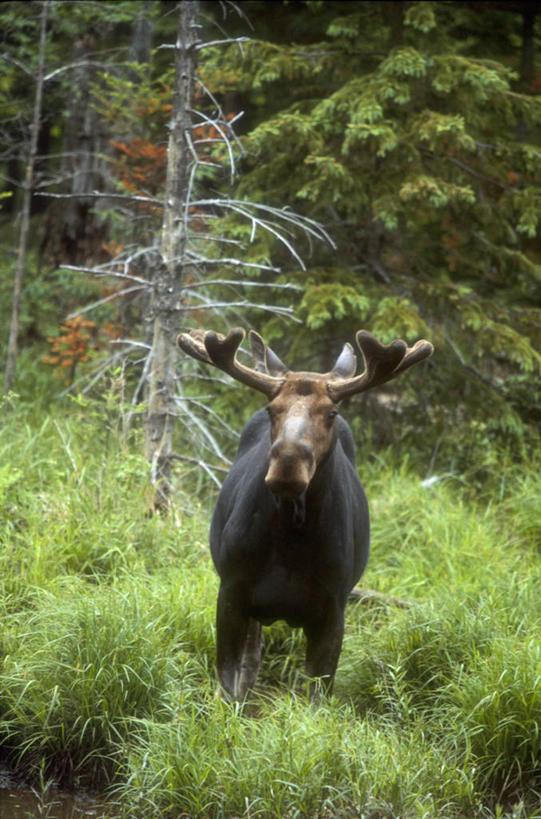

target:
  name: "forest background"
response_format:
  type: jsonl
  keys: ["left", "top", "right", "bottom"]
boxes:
{"left": 1, "top": 0, "right": 539, "bottom": 484}
{"left": 0, "top": 1, "right": 540, "bottom": 817}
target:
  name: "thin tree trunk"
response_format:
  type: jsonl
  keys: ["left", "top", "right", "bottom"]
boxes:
{"left": 4, "top": 0, "right": 49, "bottom": 395}
{"left": 129, "top": 0, "right": 153, "bottom": 65}
{"left": 384, "top": 1, "right": 404, "bottom": 48}
{"left": 40, "top": 30, "right": 111, "bottom": 270}
{"left": 145, "top": 1, "right": 199, "bottom": 511}
{"left": 517, "top": 7, "right": 536, "bottom": 143}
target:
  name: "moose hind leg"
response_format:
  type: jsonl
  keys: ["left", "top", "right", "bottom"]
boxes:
{"left": 239, "top": 618, "right": 263, "bottom": 693}
{"left": 216, "top": 586, "right": 262, "bottom": 701}
{"left": 304, "top": 605, "right": 345, "bottom": 702}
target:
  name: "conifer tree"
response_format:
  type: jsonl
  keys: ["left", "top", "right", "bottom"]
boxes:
{"left": 208, "top": 0, "right": 541, "bottom": 473}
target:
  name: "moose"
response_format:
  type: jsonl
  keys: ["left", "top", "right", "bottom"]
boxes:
{"left": 177, "top": 327, "right": 433, "bottom": 701}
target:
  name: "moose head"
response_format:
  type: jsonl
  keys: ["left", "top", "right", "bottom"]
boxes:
{"left": 177, "top": 327, "right": 433, "bottom": 503}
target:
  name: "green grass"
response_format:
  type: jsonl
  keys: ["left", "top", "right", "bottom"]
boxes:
{"left": 118, "top": 698, "right": 476, "bottom": 818}
{"left": 0, "top": 399, "right": 540, "bottom": 817}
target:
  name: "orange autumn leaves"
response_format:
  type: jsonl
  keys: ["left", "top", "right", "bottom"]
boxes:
{"left": 43, "top": 314, "right": 122, "bottom": 385}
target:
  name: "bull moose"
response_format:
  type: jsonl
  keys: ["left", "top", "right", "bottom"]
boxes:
{"left": 177, "top": 327, "right": 433, "bottom": 701}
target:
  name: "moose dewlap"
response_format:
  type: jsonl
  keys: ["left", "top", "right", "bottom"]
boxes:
{"left": 177, "top": 327, "right": 433, "bottom": 702}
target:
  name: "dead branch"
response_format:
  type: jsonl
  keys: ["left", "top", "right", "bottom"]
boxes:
{"left": 348, "top": 588, "right": 414, "bottom": 608}
{"left": 59, "top": 264, "right": 152, "bottom": 287}
{"left": 35, "top": 191, "right": 162, "bottom": 205}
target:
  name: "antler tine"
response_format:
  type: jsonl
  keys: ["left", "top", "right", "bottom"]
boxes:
{"left": 177, "top": 328, "right": 285, "bottom": 397}
{"left": 177, "top": 328, "right": 214, "bottom": 364}
{"left": 328, "top": 330, "right": 434, "bottom": 403}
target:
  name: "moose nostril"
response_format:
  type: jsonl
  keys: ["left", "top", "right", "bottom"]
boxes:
{"left": 270, "top": 439, "right": 313, "bottom": 465}
{"left": 298, "top": 442, "right": 313, "bottom": 463}
{"left": 270, "top": 439, "right": 282, "bottom": 459}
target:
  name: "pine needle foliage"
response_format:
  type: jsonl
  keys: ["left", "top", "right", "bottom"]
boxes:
{"left": 204, "top": 0, "right": 541, "bottom": 473}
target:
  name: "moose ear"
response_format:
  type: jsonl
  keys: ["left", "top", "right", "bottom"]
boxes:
{"left": 331, "top": 343, "right": 357, "bottom": 379}
{"left": 249, "top": 331, "right": 289, "bottom": 376}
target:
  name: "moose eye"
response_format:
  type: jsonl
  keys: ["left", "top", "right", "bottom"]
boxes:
{"left": 327, "top": 410, "right": 338, "bottom": 422}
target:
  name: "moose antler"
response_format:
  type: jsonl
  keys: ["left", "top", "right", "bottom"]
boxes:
{"left": 327, "top": 330, "right": 434, "bottom": 402}
{"left": 177, "top": 327, "right": 286, "bottom": 397}
{"left": 178, "top": 327, "right": 433, "bottom": 402}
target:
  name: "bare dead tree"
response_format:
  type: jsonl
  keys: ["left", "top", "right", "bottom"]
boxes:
{"left": 39, "top": 3, "right": 333, "bottom": 506}
{"left": 144, "top": 0, "right": 199, "bottom": 511}
{"left": 4, "top": 0, "right": 49, "bottom": 395}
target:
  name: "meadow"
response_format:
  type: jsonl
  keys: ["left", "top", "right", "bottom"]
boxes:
{"left": 0, "top": 395, "right": 539, "bottom": 818}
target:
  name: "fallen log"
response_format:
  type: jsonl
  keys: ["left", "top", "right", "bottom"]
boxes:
{"left": 348, "top": 588, "right": 414, "bottom": 608}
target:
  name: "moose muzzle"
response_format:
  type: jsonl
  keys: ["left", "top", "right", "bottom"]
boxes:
{"left": 265, "top": 436, "right": 315, "bottom": 499}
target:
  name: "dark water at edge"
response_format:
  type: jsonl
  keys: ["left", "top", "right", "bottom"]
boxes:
{"left": 0, "top": 763, "right": 111, "bottom": 818}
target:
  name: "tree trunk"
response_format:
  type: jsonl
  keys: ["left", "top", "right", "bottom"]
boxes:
{"left": 4, "top": 0, "right": 49, "bottom": 395}
{"left": 145, "top": 1, "right": 199, "bottom": 511}
{"left": 40, "top": 30, "right": 111, "bottom": 269}
{"left": 129, "top": 0, "right": 153, "bottom": 65}
{"left": 516, "top": 6, "right": 536, "bottom": 143}
{"left": 384, "top": 1, "right": 404, "bottom": 48}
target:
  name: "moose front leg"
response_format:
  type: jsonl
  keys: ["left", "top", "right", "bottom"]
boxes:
{"left": 304, "top": 604, "right": 345, "bottom": 703}
{"left": 216, "top": 585, "right": 263, "bottom": 701}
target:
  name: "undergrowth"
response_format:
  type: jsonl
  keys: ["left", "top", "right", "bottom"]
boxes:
{"left": 0, "top": 400, "right": 539, "bottom": 817}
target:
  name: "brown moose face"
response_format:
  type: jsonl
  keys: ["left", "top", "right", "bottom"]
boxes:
{"left": 264, "top": 375, "right": 339, "bottom": 500}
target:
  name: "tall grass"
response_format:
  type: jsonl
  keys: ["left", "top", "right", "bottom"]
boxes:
{"left": 0, "top": 400, "right": 539, "bottom": 817}
{"left": 1, "top": 582, "right": 175, "bottom": 784}
{"left": 119, "top": 698, "right": 476, "bottom": 818}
